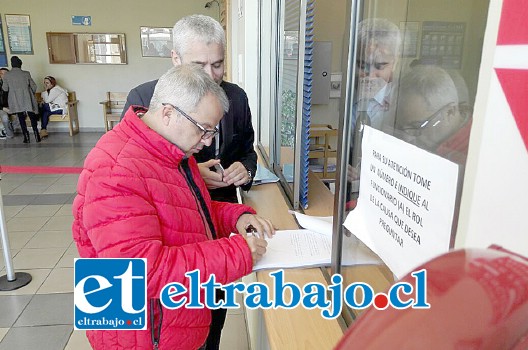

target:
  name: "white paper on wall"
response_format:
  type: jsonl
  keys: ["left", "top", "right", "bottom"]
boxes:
{"left": 343, "top": 126, "right": 459, "bottom": 278}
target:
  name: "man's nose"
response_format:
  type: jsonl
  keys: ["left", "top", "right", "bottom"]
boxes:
{"left": 203, "top": 65, "right": 214, "bottom": 80}
{"left": 202, "top": 136, "right": 214, "bottom": 147}
{"left": 365, "top": 66, "right": 378, "bottom": 77}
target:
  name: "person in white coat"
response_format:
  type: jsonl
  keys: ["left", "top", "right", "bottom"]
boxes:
{"left": 39, "top": 76, "right": 68, "bottom": 138}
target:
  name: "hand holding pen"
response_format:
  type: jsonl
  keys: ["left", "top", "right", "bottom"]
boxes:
{"left": 236, "top": 213, "right": 275, "bottom": 239}
{"left": 236, "top": 214, "right": 275, "bottom": 264}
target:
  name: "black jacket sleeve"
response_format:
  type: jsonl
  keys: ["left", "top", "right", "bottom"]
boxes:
{"left": 120, "top": 80, "right": 158, "bottom": 119}
{"left": 236, "top": 91, "right": 257, "bottom": 191}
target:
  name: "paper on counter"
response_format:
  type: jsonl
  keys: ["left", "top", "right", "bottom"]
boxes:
{"left": 288, "top": 210, "right": 333, "bottom": 236}
{"left": 252, "top": 229, "right": 380, "bottom": 271}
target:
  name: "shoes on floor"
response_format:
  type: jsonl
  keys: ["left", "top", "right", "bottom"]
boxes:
{"left": 0, "top": 129, "right": 6, "bottom": 139}
{"left": 40, "top": 129, "right": 49, "bottom": 138}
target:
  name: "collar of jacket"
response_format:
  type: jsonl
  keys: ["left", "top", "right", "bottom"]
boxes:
{"left": 120, "top": 105, "right": 188, "bottom": 168}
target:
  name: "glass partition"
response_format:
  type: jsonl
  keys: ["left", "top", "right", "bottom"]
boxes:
{"left": 257, "top": 0, "right": 278, "bottom": 166}
{"left": 331, "top": 0, "right": 489, "bottom": 324}
{"left": 257, "top": 0, "right": 307, "bottom": 209}
{"left": 273, "top": 0, "right": 302, "bottom": 208}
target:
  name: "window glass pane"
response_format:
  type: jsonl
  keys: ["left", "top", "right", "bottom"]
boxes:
{"left": 338, "top": 0, "right": 490, "bottom": 322}
{"left": 276, "top": 0, "right": 301, "bottom": 197}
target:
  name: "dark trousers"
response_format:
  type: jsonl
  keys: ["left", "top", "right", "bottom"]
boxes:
{"left": 17, "top": 111, "right": 38, "bottom": 135}
{"left": 205, "top": 289, "right": 227, "bottom": 350}
{"left": 39, "top": 103, "right": 62, "bottom": 130}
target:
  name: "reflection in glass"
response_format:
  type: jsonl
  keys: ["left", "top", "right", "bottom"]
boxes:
{"left": 76, "top": 34, "right": 127, "bottom": 64}
{"left": 347, "top": 18, "right": 403, "bottom": 203}
{"left": 392, "top": 65, "right": 472, "bottom": 163}
{"left": 140, "top": 27, "right": 173, "bottom": 58}
{"left": 280, "top": 30, "right": 300, "bottom": 149}
{"left": 257, "top": 0, "right": 277, "bottom": 162}
{"left": 277, "top": 0, "right": 301, "bottom": 194}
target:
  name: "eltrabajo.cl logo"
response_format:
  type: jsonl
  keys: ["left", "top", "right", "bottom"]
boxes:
{"left": 74, "top": 258, "right": 147, "bottom": 330}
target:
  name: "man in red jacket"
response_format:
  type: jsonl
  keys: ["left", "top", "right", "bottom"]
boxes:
{"left": 73, "top": 64, "right": 274, "bottom": 350}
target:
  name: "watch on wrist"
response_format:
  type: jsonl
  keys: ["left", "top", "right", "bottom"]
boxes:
{"left": 244, "top": 169, "right": 253, "bottom": 186}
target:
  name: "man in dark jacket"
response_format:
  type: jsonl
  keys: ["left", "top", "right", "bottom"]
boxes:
{"left": 122, "top": 15, "right": 257, "bottom": 205}
{"left": 122, "top": 15, "right": 258, "bottom": 349}
{"left": 2, "top": 56, "right": 40, "bottom": 143}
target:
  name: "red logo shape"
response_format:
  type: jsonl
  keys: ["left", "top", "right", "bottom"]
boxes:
{"left": 373, "top": 293, "right": 389, "bottom": 309}
{"left": 497, "top": 0, "right": 528, "bottom": 45}
{"left": 495, "top": 69, "right": 528, "bottom": 151}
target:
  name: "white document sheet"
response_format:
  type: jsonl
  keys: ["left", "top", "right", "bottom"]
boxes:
{"left": 252, "top": 213, "right": 382, "bottom": 271}
{"left": 289, "top": 210, "right": 333, "bottom": 236}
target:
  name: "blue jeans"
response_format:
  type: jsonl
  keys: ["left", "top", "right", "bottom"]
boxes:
{"left": 39, "top": 103, "right": 63, "bottom": 130}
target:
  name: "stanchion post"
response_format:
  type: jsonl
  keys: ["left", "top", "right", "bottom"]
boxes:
{"left": 0, "top": 173, "right": 32, "bottom": 290}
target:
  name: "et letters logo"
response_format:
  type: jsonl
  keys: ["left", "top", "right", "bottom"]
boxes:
{"left": 74, "top": 258, "right": 147, "bottom": 330}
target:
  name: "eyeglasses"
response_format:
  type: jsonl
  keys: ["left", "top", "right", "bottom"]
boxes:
{"left": 356, "top": 59, "right": 394, "bottom": 74}
{"left": 397, "top": 102, "right": 457, "bottom": 137}
{"left": 162, "top": 103, "right": 219, "bottom": 140}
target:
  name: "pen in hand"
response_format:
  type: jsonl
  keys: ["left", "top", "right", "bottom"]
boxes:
{"left": 245, "top": 224, "right": 262, "bottom": 239}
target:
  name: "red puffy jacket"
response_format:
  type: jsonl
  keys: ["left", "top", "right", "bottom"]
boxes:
{"left": 72, "top": 107, "right": 255, "bottom": 349}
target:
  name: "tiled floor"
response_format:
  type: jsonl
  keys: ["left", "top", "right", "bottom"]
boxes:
{"left": 0, "top": 132, "right": 249, "bottom": 349}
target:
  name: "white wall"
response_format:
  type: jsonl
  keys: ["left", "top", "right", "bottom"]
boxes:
{"left": 0, "top": 0, "right": 218, "bottom": 130}
{"left": 456, "top": 0, "right": 528, "bottom": 257}
{"left": 310, "top": 0, "right": 348, "bottom": 129}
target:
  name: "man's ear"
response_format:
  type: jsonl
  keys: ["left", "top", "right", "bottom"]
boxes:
{"left": 171, "top": 50, "right": 182, "bottom": 67}
{"left": 161, "top": 105, "right": 173, "bottom": 126}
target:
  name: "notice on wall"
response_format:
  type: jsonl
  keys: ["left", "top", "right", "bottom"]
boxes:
{"left": 0, "top": 16, "right": 7, "bottom": 66}
{"left": 343, "top": 126, "right": 459, "bottom": 278}
{"left": 5, "top": 14, "right": 33, "bottom": 55}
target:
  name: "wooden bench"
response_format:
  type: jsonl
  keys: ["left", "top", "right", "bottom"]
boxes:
{"left": 100, "top": 92, "right": 128, "bottom": 132}
{"left": 34, "top": 91, "right": 80, "bottom": 136}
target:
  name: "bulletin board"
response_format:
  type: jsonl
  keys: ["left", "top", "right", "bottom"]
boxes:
{"left": 5, "top": 14, "right": 34, "bottom": 55}
{"left": 400, "top": 21, "right": 420, "bottom": 58}
{"left": 420, "top": 21, "right": 465, "bottom": 69}
{"left": 0, "top": 16, "right": 7, "bottom": 66}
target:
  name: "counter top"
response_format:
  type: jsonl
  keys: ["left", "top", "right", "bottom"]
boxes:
{"left": 243, "top": 170, "right": 392, "bottom": 349}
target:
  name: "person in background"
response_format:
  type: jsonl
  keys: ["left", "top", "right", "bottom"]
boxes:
{"left": 0, "top": 67, "right": 15, "bottom": 139}
{"left": 352, "top": 18, "right": 402, "bottom": 132}
{"left": 122, "top": 16, "right": 258, "bottom": 347}
{"left": 145, "top": 42, "right": 159, "bottom": 56}
{"left": 1, "top": 56, "right": 40, "bottom": 143}
{"left": 73, "top": 64, "right": 275, "bottom": 350}
{"left": 123, "top": 15, "right": 257, "bottom": 204}
{"left": 39, "top": 76, "right": 68, "bottom": 138}
{"left": 347, "top": 18, "right": 402, "bottom": 209}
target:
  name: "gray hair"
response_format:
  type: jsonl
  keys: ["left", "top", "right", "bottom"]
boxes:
{"left": 398, "top": 65, "right": 458, "bottom": 112}
{"left": 358, "top": 18, "right": 402, "bottom": 57}
{"left": 172, "top": 15, "right": 225, "bottom": 57}
{"left": 150, "top": 64, "right": 229, "bottom": 113}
